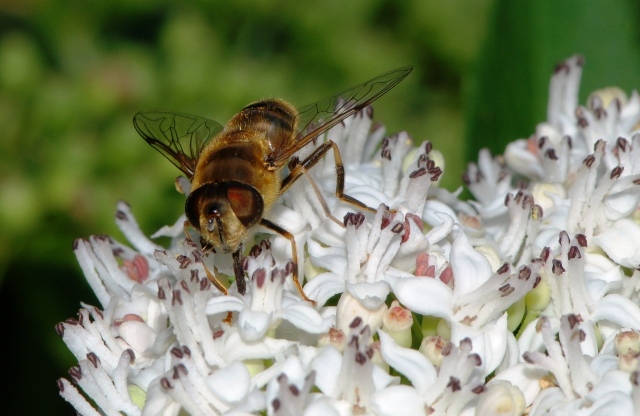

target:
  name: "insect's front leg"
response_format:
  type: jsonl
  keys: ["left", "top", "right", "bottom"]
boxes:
{"left": 260, "top": 218, "right": 317, "bottom": 306}
{"left": 232, "top": 246, "right": 246, "bottom": 295}
{"left": 183, "top": 220, "right": 229, "bottom": 296}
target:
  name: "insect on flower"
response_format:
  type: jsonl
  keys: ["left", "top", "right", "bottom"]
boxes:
{"left": 133, "top": 66, "right": 412, "bottom": 305}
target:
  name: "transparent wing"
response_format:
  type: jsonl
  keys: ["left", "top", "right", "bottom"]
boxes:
{"left": 270, "top": 65, "right": 412, "bottom": 163}
{"left": 133, "top": 110, "right": 224, "bottom": 179}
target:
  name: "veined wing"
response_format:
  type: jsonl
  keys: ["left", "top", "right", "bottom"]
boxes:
{"left": 269, "top": 65, "right": 412, "bottom": 163}
{"left": 133, "top": 110, "right": 224, "bottom": 179}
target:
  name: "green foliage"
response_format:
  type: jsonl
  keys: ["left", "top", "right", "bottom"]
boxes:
{"left": 467, "top": 0, "right": 640, "bottom": 160}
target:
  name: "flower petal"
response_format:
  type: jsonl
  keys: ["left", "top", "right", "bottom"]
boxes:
{"left": 386, "top": 274, "right": 453, "bottom": 320}
{"left": 450, "top": 232, "right": 493, "bottom": 296}
{"left": 346, "top": 281, "right": 390, "bottom": 310}
{"left": 205, "top": 295, "right": 246, "bottom": 315}
{"left": 591, "top": 294, "right": 640, "bottom": 329}
{"left": 238, "top": 309, "right": 272, "bottom": 341}
{"left": 378, "top": 330, "right": 436, "bottom": 396}
{"left": 304, "top": 273, "right": 346, "bottom": 306}
{"left": 450, "top": 313, "right": 508, "bottom": 375}
{"left": 310, "top": 346, "right": 343, "bottom": 397}
{"left": 282, "top": 302, "right": 332, "bottom": 334}
{"left": 370, "top": 385, "right": 425, "bottom": 416}
{"left": 206, "top": 361, "right": 251, "bottom": 404}
{"left": 593, "top": 219, "right": 640, "bottom": 268}
{"left": 492, "top": 363, "right": 547, "bottom": 407}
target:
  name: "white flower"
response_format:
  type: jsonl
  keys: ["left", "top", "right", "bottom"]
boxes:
{"left": 205, "top": 240, "right": 332, "bottom": 342}
{"left": 58, "top": 56, "right": 640, "bottom": 415}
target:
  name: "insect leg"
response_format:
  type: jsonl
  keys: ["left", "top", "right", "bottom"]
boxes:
{"left": 286, "top": 163, "right": 344, "bottom": 226}
{"left": 183, "top": 220, "right": 229, "bottom": 295}
{"left": 280, "top": 140, "right": 376, "bottom": 214}
{"left": 259, "top": 218, "right": 317, "bottom": 306}
{"left": 232, "top": 247, "right": 246, "bottom": 295}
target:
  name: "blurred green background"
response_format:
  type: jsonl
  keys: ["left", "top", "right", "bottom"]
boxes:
{"left": 1, "top": 0, "right": 639, "bottom": 414}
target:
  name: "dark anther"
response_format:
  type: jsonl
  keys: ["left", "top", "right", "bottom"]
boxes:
{"left": 533, "top": 275, "right": 542, "bottom": 288}
{"left": 545, "top": 148, "right": 558, "bottom": 160}
{"left": 72, "top": 238, "right": 83, "bottom": 250}
{"left": 125, "top": 349, "right": 136, "bottom": 364}
{"left": 472, "top": 385, "right": 486, "bottom": 394}
{"left": 87, "top": 352, "right": 100, "bottom": 368}
{"left": 171, "top": 347, "right": 184, "bottom": 358}
{"left": 447, "top": 376, "right": 462, "bottom": 392}
{"left": 567, "top": 314, "right": 583, "bottom": 329}
{"left": 69, "top": 366, "right": 82, "bottom": 380}
{"left": 355, "top": 352, "right": 367, "bottom": 365}
{"left": 172, "top": 289, "right": 183, "bottom": 306}
{"left": 568, "top": 246, "right": 581, "bottom": 260}
{"left": 538, "top": 136, "right": 547, "bottom": 149}
{"left": 173, "top": 363, "right": 188, "bottom": 379}
{"left": 350, "top": 316, "right": 363, "bottom": 328}
{"left": 610, "top": 166, "right": 623, "bottom": 179}
{"left": 470, "top": 353, "right": 482, "bottom": 366}
{"left": 499, "top": 284, "right": 515, "bottom": 297}
{"left": 160, "top": 377, "right": 172, "bottom": 389}
{"left": 250, "top": 244, "right": 263, "bottom": 258}
{"left": 575, "top": 234, "right": 587, "bottom": 247}
{"left": 552, "top": 259, "right": 565, "bottom": 274}
{"left": 617, "top": 137, "right": 628, "bottom": 151}
{"left": 553, "top": 61, "right": 569, "bottom": 74}
{"left": 391, "top": 222, "right": 404, "bottom": 234}
{"left": 409, "top": 167, "right": 427, "bottom": 178}
{"left": 583, "top": 154, "right": 595, "bottom": 167}
{"left": 518, "top": 266, "right": 531, "bottom": 280}
{"left": 242, "top": 256, "right": 250, "bottom": 271}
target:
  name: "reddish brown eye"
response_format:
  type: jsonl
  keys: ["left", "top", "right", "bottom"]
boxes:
{"left": 227, "top": 183, "right": 264, "bottom": 228}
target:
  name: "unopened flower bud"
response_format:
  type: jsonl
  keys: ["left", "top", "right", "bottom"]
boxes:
{"left": 419, "top": 335, "right": 447, "bottom": 367}
{"left": 317, "top": 327, "right": 346, "bottom": 351}
{"left": 336, "top": 291, "right": 388, "bottom": 335}
{"left": 615, "top": 330, "right": 640, "bottom": 355}
{"left": 477, "top": 380, "right": 525, "bottom": 416}
{"left": 525, "top": 274, "right": 550, "bottom": 312}
{"left": 530, "top": 183, "right": 566, "bottom": 212}
{"left": 382, "top": 301, "right": 413, "bottom": 348}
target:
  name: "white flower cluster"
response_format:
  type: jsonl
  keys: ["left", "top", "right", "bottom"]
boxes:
{"left": 59, "top": 55, "right": 640, "bottom": 415}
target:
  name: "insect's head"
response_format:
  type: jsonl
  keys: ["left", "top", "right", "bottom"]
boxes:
{"left": 185, "top": 181, "right": 264, "bottom": 253}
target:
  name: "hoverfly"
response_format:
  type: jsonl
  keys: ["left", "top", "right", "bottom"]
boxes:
{"left": 134, "top": 66, "right": 412, "bottom": 305}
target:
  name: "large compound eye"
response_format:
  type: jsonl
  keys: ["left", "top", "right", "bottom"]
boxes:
{"left": 226, "top": 183, "right": 264, "bottom": 228}
{"left": 185, "top": 184, "right": 221, "bottom": 231}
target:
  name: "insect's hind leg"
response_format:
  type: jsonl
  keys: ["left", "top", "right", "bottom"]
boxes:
{"left": 280, "top": 140, "right": 376, "bottom": 214}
